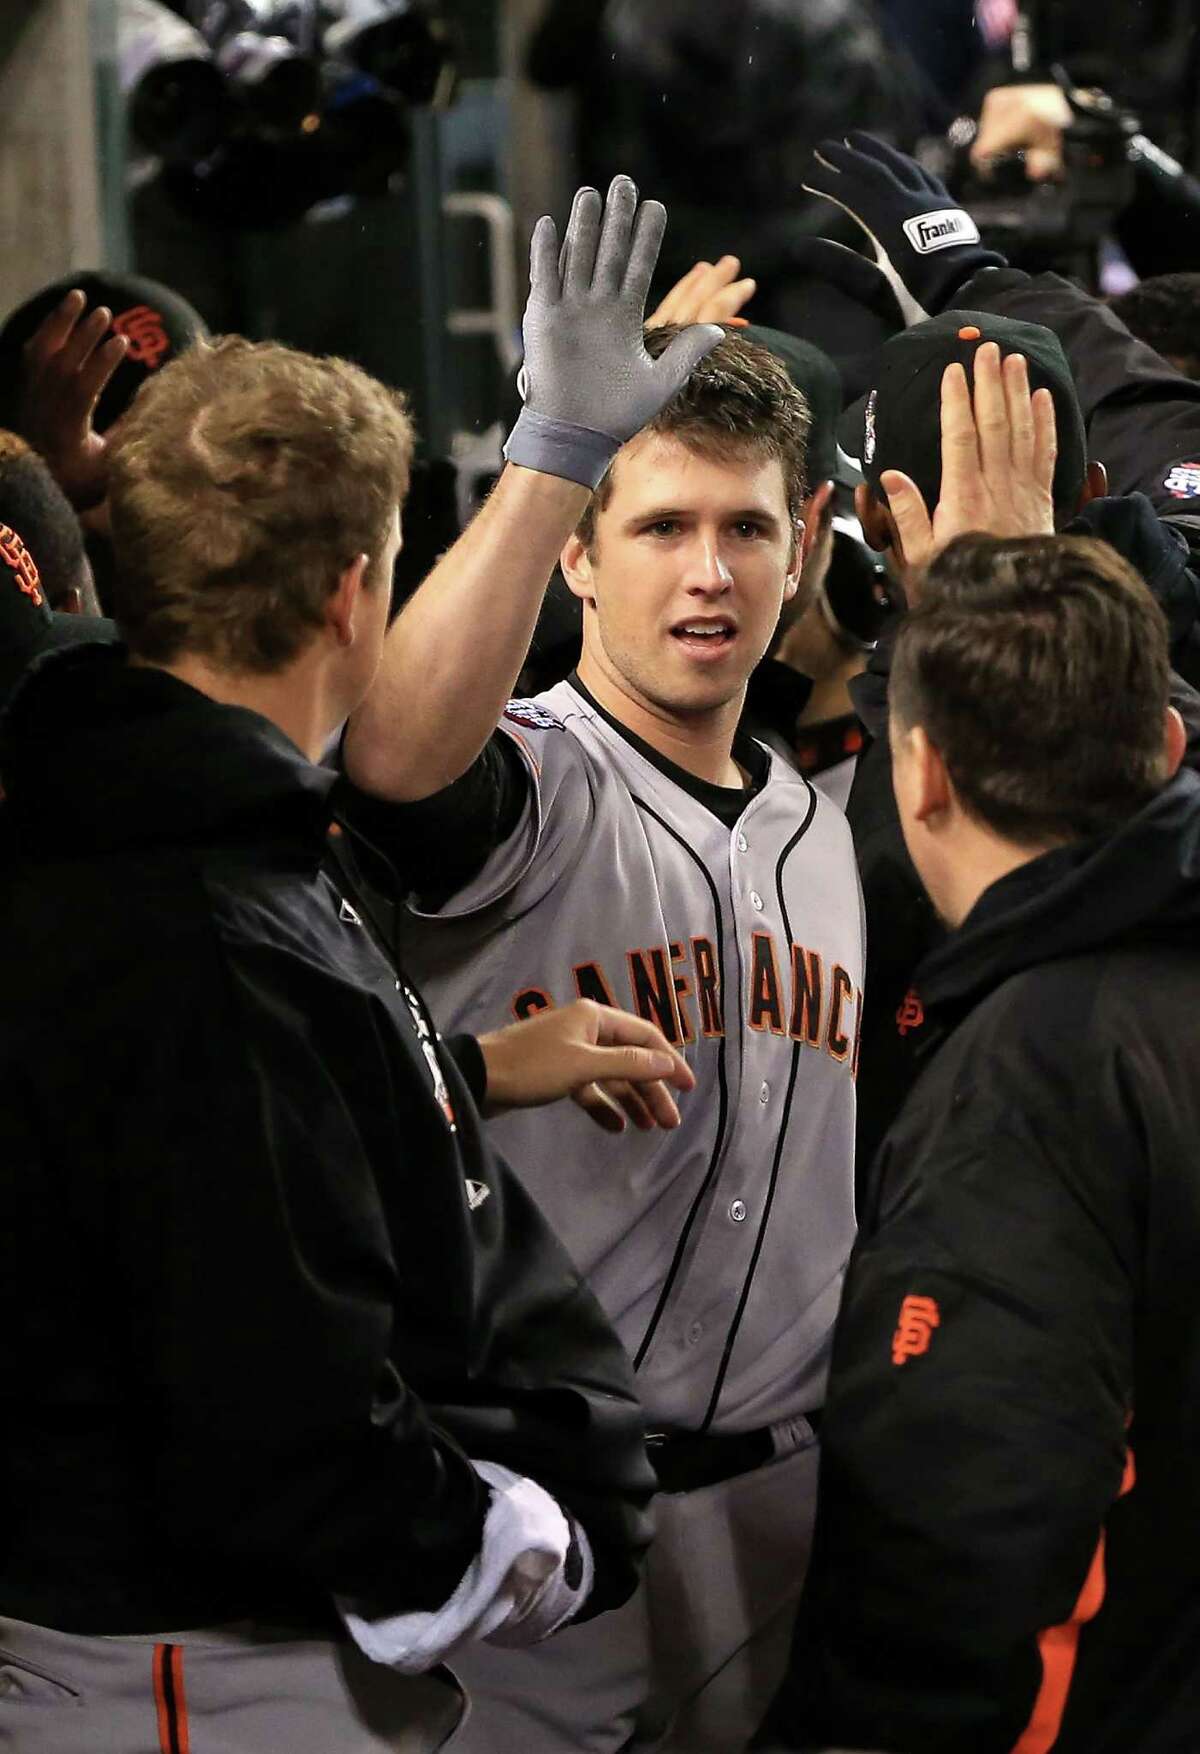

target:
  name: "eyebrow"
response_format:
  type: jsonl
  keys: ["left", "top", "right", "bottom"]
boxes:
{"left": 623, "top": 505, "right": 783, "bottom": 532}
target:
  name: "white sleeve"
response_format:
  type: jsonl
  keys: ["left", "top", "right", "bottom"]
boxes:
{"left": 335, "top": 1461, "right": 594, "bottom": 1674}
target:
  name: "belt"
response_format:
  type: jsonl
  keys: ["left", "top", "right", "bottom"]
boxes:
{"left": 646, "top": 1410, "right": 822, "bottom": 1495}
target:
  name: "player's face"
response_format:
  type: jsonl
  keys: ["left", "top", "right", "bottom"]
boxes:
{"left": 570, "top": 433, "right": 800, "bottom": 719}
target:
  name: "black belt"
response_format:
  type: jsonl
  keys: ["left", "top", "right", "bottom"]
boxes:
{"left": 647, "top": 1410, "right": 821, "bottom": 1495}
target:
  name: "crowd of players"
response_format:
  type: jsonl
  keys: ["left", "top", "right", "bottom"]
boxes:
{"left": 0, "top": 110, "right": 1198, "bottom": 1754}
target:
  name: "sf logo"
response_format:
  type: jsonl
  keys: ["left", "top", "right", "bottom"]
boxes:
{"left": 0, "top": 523, "right": 42, "bottom": 606}
{"left": 112, "top": 304, "right": 170, "bottom": 368}
{"left": 892, "top": 1294, "right": 940, "bottom": 1366}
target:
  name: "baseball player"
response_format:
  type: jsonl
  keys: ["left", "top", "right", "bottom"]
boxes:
{"left": 341, "top": 181, "right": 864, "bottom": 1753}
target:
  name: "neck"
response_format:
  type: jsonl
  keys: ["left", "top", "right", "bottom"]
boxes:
{"left": 576, "top": 649, "right": 745, "bottom": 787}
{"left": 796, "top": 667, "right": 859, "bottom": 728}
{"left": 938, "top": 824, "right": 1062, "bottom": 929}
{"left": 137, "top": 651, "right": 333, "bottom": 762}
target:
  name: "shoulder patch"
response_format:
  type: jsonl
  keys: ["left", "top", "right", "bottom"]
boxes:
{"left": 504, "top": 697, "right": 563, "bottom": 730}
{"left": 1163, "top": 461, "right": 1200, "bottom": 501}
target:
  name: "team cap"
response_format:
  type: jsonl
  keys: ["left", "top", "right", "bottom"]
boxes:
{"left": 837, "top": 309, "right": 1088, "bottom": 520}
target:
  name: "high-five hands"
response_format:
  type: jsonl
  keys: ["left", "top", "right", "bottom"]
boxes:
{"left": 646, "top": 255, "right": 755, "bottom": 329}
{"left": 504, "top": 175, "right": 723, "bottom": 488}
{"left": 880, "top": 342, "right": 1057, "bottom": 591}
{"left": 18, "top": 290, "right": 128, "bottom": 510}
{"left": 477, "top": 998, "right": 695, "bottom": 1135}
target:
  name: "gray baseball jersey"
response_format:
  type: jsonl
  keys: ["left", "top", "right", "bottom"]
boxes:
{"left": 399, "top": 678, "right": 864, "bottom": 1434}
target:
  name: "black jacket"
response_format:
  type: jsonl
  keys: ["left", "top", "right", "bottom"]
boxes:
{"left": 0, "top": 646, "right": 654, "bottom": 1636}
{"left": 765, "top": 767, "right": 1200, "bottom": 1754}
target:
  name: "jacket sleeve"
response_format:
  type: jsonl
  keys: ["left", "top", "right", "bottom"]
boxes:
{"left": 106, "top": 920, "right": 497, "bottom": 1612}
{"left": 959, "top": 265, "right": 1200, "bottom": 524}
{"left": 764, "top": 1047, "right": 1139, "bottom": 1753}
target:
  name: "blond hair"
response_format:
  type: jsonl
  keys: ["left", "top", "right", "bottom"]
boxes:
{"left": 107, "top": 336, "right": 414, "bottom": 672}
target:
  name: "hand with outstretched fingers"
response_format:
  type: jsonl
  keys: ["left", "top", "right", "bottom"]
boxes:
{"left": 19, "top": 290, "right": 128, "bottom": 511}
{"left": 477, "top": 998, "right": 696, "bottom": 1136}
{"left": 881, "top": 342, "right": 1057, "bottom": 591}
{"left": 646, "top": 255, "right": 755, "bottom": 329}
{"left": 504, "top": 175, "right": 723, "bottom": 488}
{"left": 803, "top": 134, "right": 1007, "bottom": 327}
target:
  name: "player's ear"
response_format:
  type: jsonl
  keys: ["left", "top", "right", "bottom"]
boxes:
{"left": 328, "top": 553, "right": 369, "bottom": 647}
{"left": 561, "top": 532, "right": 596, "bottom": 604}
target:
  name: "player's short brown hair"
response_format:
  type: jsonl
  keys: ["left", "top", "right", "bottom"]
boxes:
{"left": 107, "top": 336, "right": 414, "bottom": 672}
{"left": 575, "top": 326, "right": 810, "bottom": 555}
{"left": 891, "top": 533, "right": 1172, "bottom": 843}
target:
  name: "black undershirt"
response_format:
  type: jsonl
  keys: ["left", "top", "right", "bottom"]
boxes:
{"left": 566, "top": 673, "right": 770, "bottom": 829}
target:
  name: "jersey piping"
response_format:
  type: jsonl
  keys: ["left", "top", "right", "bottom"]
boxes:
{"left": 700, "top": 788, "right": 820, "bottom": 1427}
{"left": 628, "top": 793, "right": 732, "bottom": 1399}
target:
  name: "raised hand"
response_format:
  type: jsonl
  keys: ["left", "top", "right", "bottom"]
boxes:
{"left": 18, "top": 291, "right": 129, "bottom": 510}
{"left": 503, "top": 175, "right": 723, "bottom": 488}
{"left": 646, "top": 255, "right": 755, "bottom": 329}
{"left": 476, "top": 998, "right": 696, "bottom": 1135}
{"left": 803, "top": 133, "right": 1006, "bottom": 326}
{"left": 881, "top": 342, "right": 1057, "bottom": 589}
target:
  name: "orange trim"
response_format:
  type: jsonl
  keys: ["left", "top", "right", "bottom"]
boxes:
{"left": 171, "top": 1646, "right": 190, "bottom": 1754}
{"left": 1012, "top": 1445, "right": 1136, "bottom": 1754}
{"left": 153, "top": 1644, "right": 172, "bottom": 1754}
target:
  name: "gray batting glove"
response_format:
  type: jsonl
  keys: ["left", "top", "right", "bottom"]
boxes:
{"left": 504, "top": 175, "right": 723, "bottom": 488}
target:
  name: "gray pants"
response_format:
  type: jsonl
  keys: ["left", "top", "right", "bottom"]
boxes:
{"left": 0, "top": 1615, "right": 465, "bottom": 1753}
{"left": 447, "top": 1438, "right": 819, "bottom": 1754}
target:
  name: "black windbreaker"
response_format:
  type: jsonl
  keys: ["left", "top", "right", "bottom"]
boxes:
{"left": 763, "top": 768, "right": 1200, "bottom": 1754}
{"left": 0, "top": 645, "right": 654, "bottom": 1636}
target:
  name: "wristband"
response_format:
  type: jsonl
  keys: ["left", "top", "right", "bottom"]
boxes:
{"left": 503, "top": 409, "right": 619, "bottom": 490}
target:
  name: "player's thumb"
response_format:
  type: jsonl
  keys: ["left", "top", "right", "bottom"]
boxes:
{"left": 652, "top": 323, "right": 724, "bottom": 399}
{"left": 879, "top": 468, "right": 932, "bottom": 561}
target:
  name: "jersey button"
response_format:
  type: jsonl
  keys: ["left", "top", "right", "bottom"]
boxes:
{"left": 729, "top": 1199, "right": 747, "bottom": 1223}
{"left": 686, "top": 1320, "right": 703, "bottom": 1346}
{"left": 759, "top": 1081, "right": 770, "bottom": 1104}
{"left": 736, "top": 832, "right": 748, "bottom": 853}
{"left": 749, "top": 890, "right": 763, "bottom": 911}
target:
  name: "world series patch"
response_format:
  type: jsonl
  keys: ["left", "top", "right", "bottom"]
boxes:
{"left": 504, "top": 698, "right": 562, "bottom": 730}
{"left": 1163, "top": 461, "right": 1200, "bottom": 500}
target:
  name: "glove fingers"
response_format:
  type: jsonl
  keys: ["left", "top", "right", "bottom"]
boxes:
{"left": 561, "top": 186, "right": 602, "bottom": 296}
{"left": 591, "top": 174, "right": 639, "bottom": 296}
{"left": 811, "top": 138, "right": 893, "bottom": 188}
{"left": 844, "top": 130, "right": 941, "bottom": 197}
{"left": 651, "top": 323, "right": 723, "bottom": 399}
{"left": 622, "top": 199, "right": 668, "bottom": 307}
{"left": 528, "top": 214, "right": 561, "bottom": 303}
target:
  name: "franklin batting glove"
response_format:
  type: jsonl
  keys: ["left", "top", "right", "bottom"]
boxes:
{"left": 504, "top": 175, "right": 722, "bottom": 489}
{"left": 803, "top": 134, "right": 1006, "bottom": 326}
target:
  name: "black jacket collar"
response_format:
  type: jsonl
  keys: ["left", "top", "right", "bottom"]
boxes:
{"left": 0, "top": 643, "right": 335, "bottom": 862}
{"left": 914, "top": 770, "right": 1200, "bottom": 1035}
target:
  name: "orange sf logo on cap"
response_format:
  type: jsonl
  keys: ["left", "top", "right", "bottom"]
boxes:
{"left": 112, "top": 304, "right": 171, "bottom": 369}
{"left": 0, "top": 523, "right": 43, "bottom": 607}
{"left": 958, "top": 325, "right": 982, "bottom": 341}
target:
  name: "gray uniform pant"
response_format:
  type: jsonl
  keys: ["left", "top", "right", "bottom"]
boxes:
{"left": 447, "top": 1437, "right": 819, "bottom": 1754}
{"left": 0, "top": 1616, "right": 465, "bottom": 1752}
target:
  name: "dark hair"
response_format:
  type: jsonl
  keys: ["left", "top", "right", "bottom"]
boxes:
{"left": 1109, "top": 274, "right": 1200, "bottom": 380}
{"left": 891, "top": 534, "right": 1171, "bottom": 842}
{"left": 0, "top": 431, "right": 88, "bottom": 609}
{"left": 107, "top": 336, "right": 413, "bottom": 673}
{"left": 575, "top": 325, "right": 810, "bottom": 554}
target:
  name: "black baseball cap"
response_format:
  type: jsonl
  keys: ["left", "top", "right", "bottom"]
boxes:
{"left": 0, "top": 522, "right": 117, "bottom": 713}
{"left": 741, "top": 323, "right": 844, "bottom": 486}
{"left": 0, "top": 272, "right": 208, "bottom": 435}
{"left": 838, "top": 310, "right": 1088, "bottom": 521}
